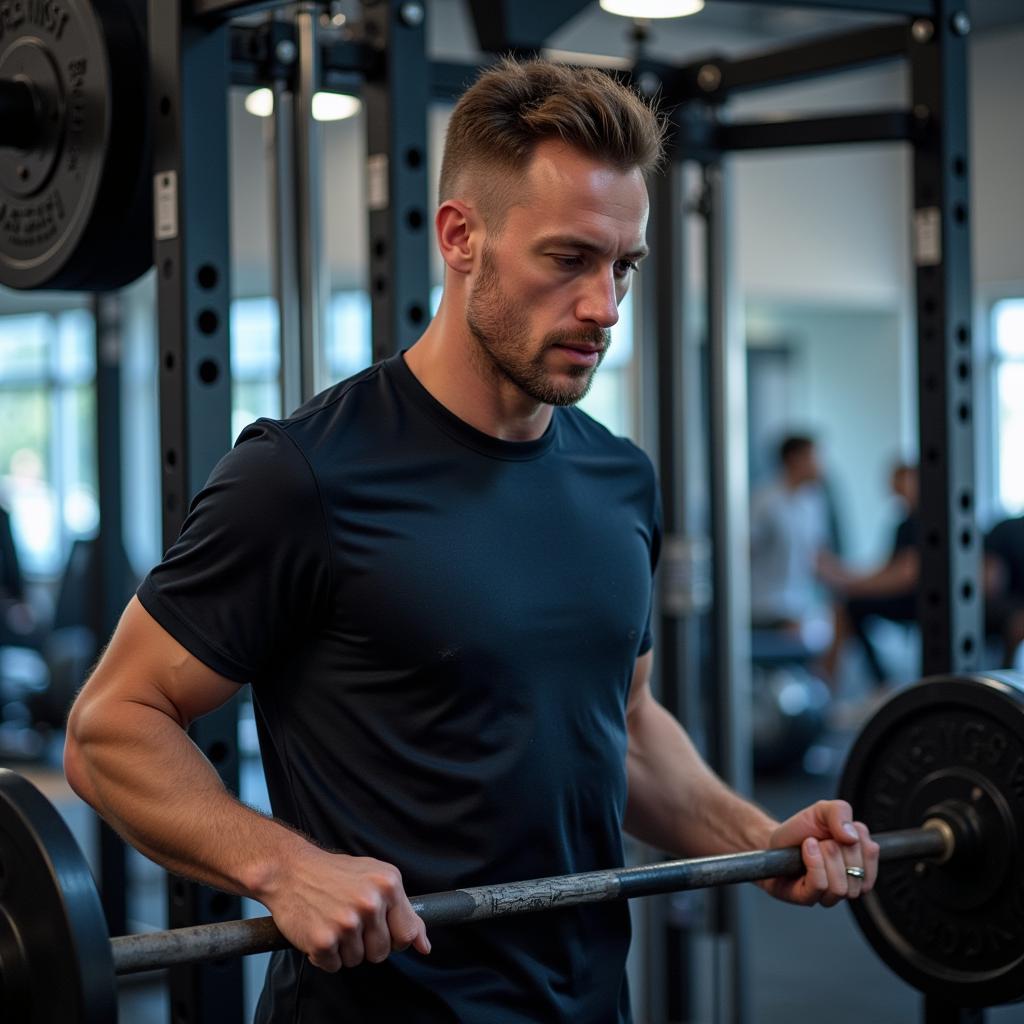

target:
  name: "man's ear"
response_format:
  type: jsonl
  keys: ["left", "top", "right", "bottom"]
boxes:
{"left": 436, "top": 199, "right": 479, "bottom": 275}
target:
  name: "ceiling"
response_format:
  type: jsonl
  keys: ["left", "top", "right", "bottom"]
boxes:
{"left": 426, "top": 0, "right": 1024, "bottom": 66}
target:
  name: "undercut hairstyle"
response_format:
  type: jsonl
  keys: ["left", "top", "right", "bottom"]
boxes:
{"left": 779, "top": 435, "right": 815, "bottom": 466}
{"left": 439, "top": 57, "right": 666, "bottom": 227}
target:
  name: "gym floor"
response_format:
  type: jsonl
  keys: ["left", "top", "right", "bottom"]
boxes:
{"left": 15, "top": 725, "right": 1021, "bottom": 1024}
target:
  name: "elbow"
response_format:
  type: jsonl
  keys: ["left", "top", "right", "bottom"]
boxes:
{"left": 63, "top": 697, "right": 98, "bottom": 806}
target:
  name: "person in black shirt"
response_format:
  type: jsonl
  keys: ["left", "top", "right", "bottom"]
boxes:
{"left": 63, "top": 59, "right": 878, "bottom": 1022}
{"left": 0, "top": 502, "right": 36, "bottom": 647}
{"left": 819, "top": 465, "right": 919, "bottom": 688}
{"left": 984, "top": 515, "right": 1024, "bottom": 665}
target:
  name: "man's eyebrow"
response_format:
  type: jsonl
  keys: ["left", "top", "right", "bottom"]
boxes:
{"left": 535, "top": 235, "right": 649, "bottom": 260}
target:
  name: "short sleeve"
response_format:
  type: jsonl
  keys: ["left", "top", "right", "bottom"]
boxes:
{"left": 136, "top": 420, "right": 332, "bottom": 683}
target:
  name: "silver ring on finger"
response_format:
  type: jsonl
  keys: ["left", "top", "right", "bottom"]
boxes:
{"left": 845, "top": 865, "right": 866, "bottom": 880}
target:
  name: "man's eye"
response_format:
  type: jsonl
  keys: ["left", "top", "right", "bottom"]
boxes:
{"left": 553, "top": 255, "right": 582, "bottom": 269}
{"left": 615, "top": 259, "right": 639, "bottom": 276}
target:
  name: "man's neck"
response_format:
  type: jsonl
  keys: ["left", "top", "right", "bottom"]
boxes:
{"left": 403, "top": 307, "right": 554, "bottom": 442}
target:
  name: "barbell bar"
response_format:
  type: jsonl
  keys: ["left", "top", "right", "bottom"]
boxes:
{"left": 5, "top": 670, "right": 1024, "bottom": 1023}
{"left": 110, "top": 824, "right": 949, "bottom": 975}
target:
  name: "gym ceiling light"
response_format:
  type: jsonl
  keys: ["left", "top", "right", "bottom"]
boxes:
{"left": 598, "top": 0, "right": 705, "bottom": 17}
{"left": 244, "top": 88, "right": 362, "bottom": 121}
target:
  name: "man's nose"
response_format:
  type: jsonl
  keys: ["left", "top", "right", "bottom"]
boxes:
{"left": 576, "top": 271, "right": 620, "bottom": 330}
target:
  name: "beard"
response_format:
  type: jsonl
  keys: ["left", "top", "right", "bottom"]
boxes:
{"left": 465, "top": 247, "right": 610, "bottom": 407}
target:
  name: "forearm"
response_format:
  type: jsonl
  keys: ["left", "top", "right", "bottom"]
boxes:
{"left": 844, "top": 551, "right": 917, "bottom": 598}
{"left": 65, "top": 698, "right": 306, "bottom": 904}
{"left": 624, "top": 692, "right": 776, "bottom": 857}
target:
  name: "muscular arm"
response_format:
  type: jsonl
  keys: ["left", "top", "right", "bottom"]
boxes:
{"left": 65, "top": 597, "right": 301, "bottom": 896}
{"left": 623, "top": 652, "right": 775, "bottom": 857}
{"left": 622, "top": 651, "right": 880, "bottom": 906}
{"left": 65, "top": 597, "right": 428, "bottom": 969}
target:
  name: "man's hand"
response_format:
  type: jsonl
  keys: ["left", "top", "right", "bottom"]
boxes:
{"left": 262, "top": 845, "right": 431, "bottom": 972}
{"left": 759, "top": 799, "right": 880, "bottom": 907}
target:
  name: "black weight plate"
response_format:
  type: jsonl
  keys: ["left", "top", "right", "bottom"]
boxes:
{"left": 839, "top": 671, "right": 1024, "bottom": 1007}
{"left": 0, "top": 0, "right": 151, "bottom": 291}
{"left": 0, "top": 768, "right": 115, "bottom": 1023}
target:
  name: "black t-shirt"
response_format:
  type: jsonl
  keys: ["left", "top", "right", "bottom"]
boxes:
{"left": 985, "top": 516, "right": 1024, "bottom": 598}
{"left": 138, "top": 353, "right": 661, "bottom": 1023}
{"left": 892, "top": 514, "right": 917, "bottom": 557}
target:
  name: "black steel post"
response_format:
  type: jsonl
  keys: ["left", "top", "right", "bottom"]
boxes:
{"left": 909, "top": 2, "right": 979, "bottom": 677}
{"left": 362, "top": 0, "right": 431, "bottom": 362}
{"left": 92, "top": 293, "right": 134, "bottom": 939}
{"left": 292, "top": 3, "right": 327, "bottom": 402}
{"left": 703, "top": 159, "right": 753, "bottom": 1024}
{"left": 638, "top": 147, "right": 711, "bottom": 1024}
{"left": 149, "top": 2, "right": 243, "bottom": 1020}
{"left": 266, "top": 31, "right": 303, "bottom": 417}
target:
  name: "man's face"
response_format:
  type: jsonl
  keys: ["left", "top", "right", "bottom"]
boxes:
{"left": 788, "top": 446, "right": 821, "bottom": 486}
{"left": 464, "top": 140, "right": 649, "bottom": 407}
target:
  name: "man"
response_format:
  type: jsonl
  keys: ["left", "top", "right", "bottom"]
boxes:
{"left": 749, "top": 435, "right": 838, "bottom": 648}
{"left": 64, "top": 59, "right": 877, "bottom": 1022}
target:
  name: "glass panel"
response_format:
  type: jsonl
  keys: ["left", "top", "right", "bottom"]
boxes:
{"left": 994, "top": 298, "right": 1024, "bottom": 359}
{"left": 121, "top": 270, "right": 162, "bottom": 575}
{"left": 327, "top": 291, "right": 372, "bottom": 382}
{"left": 997, "top": 361, "right": 1024, "bottom": 514}
{"left": 0, "top": 314, "right": 50, "bottom": 378}
{"left": 62, "top": 385, "right": 99, "bottom": 538}
{"left": 579, "top": 367, "right": 631, "bottom": 438}
{"left": 231, "top": 297, "right": 280, "bottom": 378}
{"left": 54, "top": 308, "right": 96, "bottom": 382}
{"left": 232, "top": 379, "right": 281, "bottom": 442}
{"left": 0, "top": 387, "right": 57, "bottom": 573}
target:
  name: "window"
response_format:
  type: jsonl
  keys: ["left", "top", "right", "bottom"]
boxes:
{"left": 0, "top": 309, "right": 97, "bottom": 575}
{"left": 992, "top": 298, "right": 1024, "bottom": 514}
{"left": 231, "top": 297, "right": 282, "bottom": 439}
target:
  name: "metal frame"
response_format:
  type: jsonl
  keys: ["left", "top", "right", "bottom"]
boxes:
{"left": 362, "top": 0, "right": 432, "bottom": 361}
{"left": 149, "top": 2, "right": 243, "bottom": 1020}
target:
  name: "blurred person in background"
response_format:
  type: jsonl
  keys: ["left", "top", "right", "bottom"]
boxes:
{"left": 817, "top": 462, "right": 919, "bottom": 691}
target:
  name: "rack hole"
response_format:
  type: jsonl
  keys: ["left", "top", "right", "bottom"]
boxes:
{"left": 197, "top": 310, "right": 219, "bottom": 335}
{"left": 198, "top": 359, "right": 220, "bottom": 384}
{"left": 197, "top": 264, "right": 219, "bottom": 290}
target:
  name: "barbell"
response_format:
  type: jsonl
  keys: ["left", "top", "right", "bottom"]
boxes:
{"left": 2, "top": 670, "right": 1024, "bottom": 1022}
{"left": 0, "top": 0, "right": 152, "bottom": 291}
